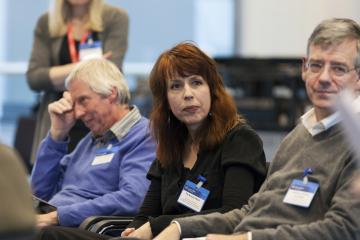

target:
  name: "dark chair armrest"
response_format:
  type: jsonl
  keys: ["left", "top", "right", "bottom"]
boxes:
{"left": 79, "top": 216, "right": 117, "bottom": 230}
{"left": 79, "top": 216, "right": 134, "bottom": 236}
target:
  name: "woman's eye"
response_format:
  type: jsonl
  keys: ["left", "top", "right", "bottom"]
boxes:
{"left": 170, "top": 83, "right": 181, "bottom": 90}
{"left": 192, "top": 79, "right": 203, "bottom": 86}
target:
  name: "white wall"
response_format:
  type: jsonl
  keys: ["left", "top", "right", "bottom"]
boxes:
{"left": 236, "top": 0, "right": 360, "bottom": 57}
{"left": 194, "top": 0, "right": 234, "bottom": 57}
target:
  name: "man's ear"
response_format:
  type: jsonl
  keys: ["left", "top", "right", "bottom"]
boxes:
{"left": 301, "top": 57, "right": 308, "bottom": 82}
{"left": 355, "top": 81, "right": 360, "bottom": 92}
{"left": 108, "top": 87, "right": 118, "bottom": 103}
{"left": 352, "top": 68, "right": 360, "bottom": 91}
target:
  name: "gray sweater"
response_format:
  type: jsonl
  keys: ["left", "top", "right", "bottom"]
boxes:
{"left": 178, "top": 123, "right": 360, "bottom": 240}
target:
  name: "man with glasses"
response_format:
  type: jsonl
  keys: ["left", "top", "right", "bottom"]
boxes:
{"left": 154, "top": 18, "right": 360, "bottom": 240}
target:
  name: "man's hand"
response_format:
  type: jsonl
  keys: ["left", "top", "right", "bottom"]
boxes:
{"left": 36, "top": 211, "right": 58, "bottom": 228}
{"left": 154, "top": 223, "right": 181, "bottom": 240}
{"left": 206, "top": 233, "right": 248, "bottom": 240}
{"left": 48, "top": 91, "right": 76, "bottom": 141}
{"left": 124, "top": 222, "right": 153, "bottom": 239}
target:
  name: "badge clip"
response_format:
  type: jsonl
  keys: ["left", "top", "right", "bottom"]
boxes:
{"left": 302, "top": 167, "right": 313, "bottom": 184}
{"left": 196, "top": 175, "right": 206, "bottom": 189}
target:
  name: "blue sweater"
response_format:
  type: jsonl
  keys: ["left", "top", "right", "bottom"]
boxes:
{"left": 31, "top": 117, "right": 156, "bottom": 227}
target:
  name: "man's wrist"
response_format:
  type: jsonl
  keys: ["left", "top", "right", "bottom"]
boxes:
{"left": 50, "top": 129, "right": 68, "bottom": 142}
{"left": 50, "top": 211, "right": 59, "bottom": 225}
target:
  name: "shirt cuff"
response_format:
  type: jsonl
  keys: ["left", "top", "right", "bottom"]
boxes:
{"left": 247, "top": 231, "right": 252, "bottom": 240}
{"left": 171, "top": 220, "right": 182, "bottom": 236}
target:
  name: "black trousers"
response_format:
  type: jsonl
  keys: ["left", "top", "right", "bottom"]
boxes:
{"left": 36, "top": 226, "right": 110, "bottom": 240}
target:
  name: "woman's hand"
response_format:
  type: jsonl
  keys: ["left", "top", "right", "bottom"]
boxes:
{"left": 103, "top": 51, "right": 113, "bottom": 59}
{"left": 126, "top": 222, "right": 153, "bottom": 240}
{"left": 121, "top": 227, "right": 135, "bottom": 237}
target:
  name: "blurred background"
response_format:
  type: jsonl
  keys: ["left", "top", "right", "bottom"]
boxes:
{"left": 0, "top": 0, "right": 359, "bottom": 167}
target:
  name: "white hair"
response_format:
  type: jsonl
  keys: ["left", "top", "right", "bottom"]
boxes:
{"left": 65, "top": 59, "right": 130, "bottom": 104}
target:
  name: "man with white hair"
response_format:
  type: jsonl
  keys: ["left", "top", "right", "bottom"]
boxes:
{"left": 31, "top": 59, "right": 156, "bottom": 228}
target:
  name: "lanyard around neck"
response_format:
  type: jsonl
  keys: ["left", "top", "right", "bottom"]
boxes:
{"left": 67, "top": 23, "right": 89, "bottom": 63}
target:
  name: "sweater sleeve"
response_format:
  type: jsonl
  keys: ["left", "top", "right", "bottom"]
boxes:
{"left": 177, "top": 207, "right": 249, "bottom": 238}
{"left": 30, "top": 134, "right": 69, "bottom": 201}
{"left": 127, "top": 175, "right": 162, "bottom": 229}
{"left": 26, "top": 13, "right": 55, "bottom": 92}
{"left": 221, "top": 125, "right": 266, "bottom": 187}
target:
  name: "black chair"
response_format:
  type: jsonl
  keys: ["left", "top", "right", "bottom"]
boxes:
{"left": 13, "top": 115, "right": 36, "bottom": 173}
{"left": 79, "top": 216, "right": 134, "bottom": 237}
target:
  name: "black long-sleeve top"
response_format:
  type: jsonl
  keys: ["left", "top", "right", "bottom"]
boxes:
{"left": 127, "top": 124, "right": 267, "bottom": 236}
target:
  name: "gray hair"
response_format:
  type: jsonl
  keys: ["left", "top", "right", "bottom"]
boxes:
{"left": 307, "top": 18, "right": 360, "bottom": 67}
{"left": 65, "top": 59, "right": 130, "bottom": 104}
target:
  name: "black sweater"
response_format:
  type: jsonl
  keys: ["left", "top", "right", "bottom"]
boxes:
{"left": 128, "top": 124, "right": 267, "bottom": 236}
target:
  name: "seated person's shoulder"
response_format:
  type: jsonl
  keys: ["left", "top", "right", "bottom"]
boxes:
{"left": 0, "top": 144, "right": 35, "bottom": 236}
{"left": 224, "top": 123, "right": 264, "bottom": 151}
{"left": 0, "top": 144, "right": 26, "bottom": 172}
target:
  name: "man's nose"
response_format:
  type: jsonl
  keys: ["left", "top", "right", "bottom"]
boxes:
{"left": 318, "top": 64, "right": 332, "bottom": 82}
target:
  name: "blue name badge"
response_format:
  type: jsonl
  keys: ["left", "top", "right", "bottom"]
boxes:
{"left": 92, "top": 145, "right": 120, "bottom": 166}
{"left": 283, "top": 179, "right": 319, "bottom": 208}
{"left": 177, "top": 180, "right": 210, "bottom": 212}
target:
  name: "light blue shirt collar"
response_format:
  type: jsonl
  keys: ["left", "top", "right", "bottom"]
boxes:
{"left": 301, "top": 108, "right": 340, "bottom": 136}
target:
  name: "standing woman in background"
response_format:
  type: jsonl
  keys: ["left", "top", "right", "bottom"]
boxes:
{"left": 27, "top": 0, "right": 128, "bottom": 163}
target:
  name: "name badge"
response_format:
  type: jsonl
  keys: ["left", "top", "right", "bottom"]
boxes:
{"left": 79, "top": 40, "right": 103, "bottom": 61}
{"left": 91, "top": 145, "right": 119, "bottom": 166}
{"left": 177, "top": 180, "right": 209, "bottom": 212}
{"left": 283, "top": 179, "right": 319, "bottom": 208}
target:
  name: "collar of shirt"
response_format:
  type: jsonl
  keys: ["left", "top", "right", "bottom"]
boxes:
{"left": 301, "top": 108, "right": 340, "bottom": 136}
{"left": 111, "top": 105, "right": 142, "bottom": 140}
{"left": 93, "top": 105, "right": 142, "bottom": 144}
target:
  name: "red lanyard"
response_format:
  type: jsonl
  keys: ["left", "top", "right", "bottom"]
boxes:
{"left": 67, "top": 23, "right": 89, "bottom": 63}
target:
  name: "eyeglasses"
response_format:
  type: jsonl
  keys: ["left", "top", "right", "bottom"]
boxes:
{"left": 306, "top": 61, "right": 358, "bottom": 77}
